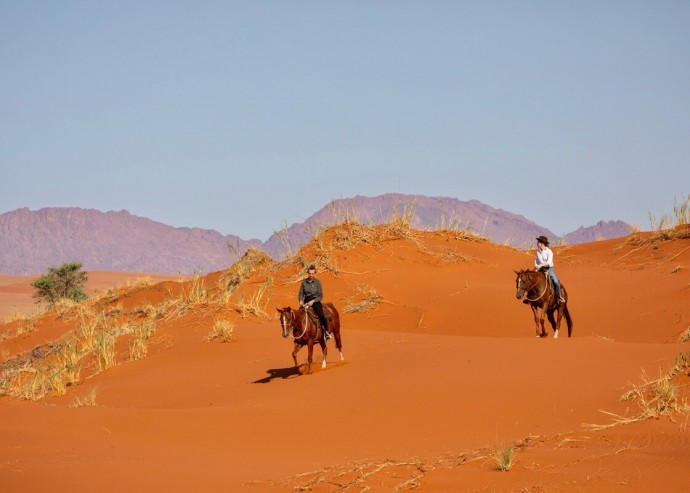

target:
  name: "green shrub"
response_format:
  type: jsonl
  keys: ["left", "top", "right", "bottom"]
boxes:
{"left": 32, "top": 262, "right": 88, "bottom": 306}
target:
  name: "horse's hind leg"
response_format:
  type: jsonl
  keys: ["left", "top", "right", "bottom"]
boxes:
{"left": 554, "top": 307, "right": 566, "bottom": 339}
{"left": 307, "top": 340, "right": 314, "bottom": 374}
{"left": 333, "top": 329, "right": 344, "bottom": 361}
{"left": 547, "top": 310, "right": 559, "bottom": 339}
{"left": 320, "top": 340, "right": 328, "bottom": 369}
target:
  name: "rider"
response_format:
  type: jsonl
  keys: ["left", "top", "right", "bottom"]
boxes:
{"left": 298, "top": 265, "right": 331, "bottom": 340}
{"left": 534, "top": 235, "right": 565, "bottom": 304}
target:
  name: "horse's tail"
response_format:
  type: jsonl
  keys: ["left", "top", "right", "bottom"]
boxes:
{"left": 564, "top": 303, "right": 573, "bottom": 337}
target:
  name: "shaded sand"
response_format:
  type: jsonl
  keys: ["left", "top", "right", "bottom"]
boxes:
{"left": 1, "top": 227, "right": 688, "bottom": 492}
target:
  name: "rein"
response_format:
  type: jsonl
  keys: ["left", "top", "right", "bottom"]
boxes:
{"left": 287, "top": 309, "right": 309, "bottom": 340}
{"left": 522, "top": 272, "right": 548, "bottom": 302}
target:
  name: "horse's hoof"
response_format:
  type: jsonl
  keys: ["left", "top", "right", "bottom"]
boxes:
{"left": 554, "top": 332, "right": 559, "bottom": 339}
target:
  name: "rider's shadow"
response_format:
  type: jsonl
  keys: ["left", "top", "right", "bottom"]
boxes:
{"left": 253, "top": 366, "right": 301, "bottom": 384}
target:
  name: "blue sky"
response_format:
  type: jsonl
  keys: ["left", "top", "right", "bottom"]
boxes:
{"left": 2, "top": 1, "right": 688, "bottom": 240}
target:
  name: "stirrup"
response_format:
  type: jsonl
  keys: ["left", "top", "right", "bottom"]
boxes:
{"left": 324, "top": 331, "right": 332, "bottom": 340}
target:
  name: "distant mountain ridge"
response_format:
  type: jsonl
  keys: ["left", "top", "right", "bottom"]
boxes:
{"left": 0, "top": 195, "right": 631, "bottom": 274}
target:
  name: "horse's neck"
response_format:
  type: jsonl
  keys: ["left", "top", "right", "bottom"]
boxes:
{"left": 528, "top": 272, "right": 546, "bottom": 291}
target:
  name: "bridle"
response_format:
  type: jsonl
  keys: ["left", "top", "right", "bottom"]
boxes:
{"left": 281, "top": 309, "right": 309, "bottom": 340}
{"left": 518, "top": 272, "right": 548, "bottom": 302}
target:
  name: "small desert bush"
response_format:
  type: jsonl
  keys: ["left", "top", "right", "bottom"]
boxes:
{"left": 208, "top": 319, "right": 235, "bottom": 343}
{"left": 679, "top": 326, "right": 690, "bottom": 344}
{"left": 495, "top": 446, "right": 516, "bottom": 472}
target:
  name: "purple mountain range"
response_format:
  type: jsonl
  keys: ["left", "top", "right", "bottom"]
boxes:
{"left": 0, "top": 194, "right": 631, "bottom": 274}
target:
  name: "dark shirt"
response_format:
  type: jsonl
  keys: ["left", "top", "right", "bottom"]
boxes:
{"left": 298, "top": 278, "right": 323, "bottom": 304}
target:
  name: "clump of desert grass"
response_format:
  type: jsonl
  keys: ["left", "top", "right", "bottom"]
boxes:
{"left": 344, "top": 286, "right": 385, "bottom": 314}
{"left": 0, "top": 340, "right": 84, "bottom": 400}
{"left": 208, "top": 319, "right": 235, "bottom": 343}
{"left": 494, "top": 445, "right": 516, "bottom": 472}
{"left": 129, "top": 320, "right": 156, "bottom": 360}
{"left": 234, "top": 280, "right": 271, "bottom": 319}
{"left": 679, "top": 325, "right": 690, "bottom": 344}
{"left": 625, "top": 195, "right": 690, "bottom": 247}
{"left": 585, "top": 354, "right": 690, "bottom": 431}
{"left": 219, "top": 247, "right": 275, "bottom": 295}
{"left": 71, "top": 387, "right": 98, "bottom": 407}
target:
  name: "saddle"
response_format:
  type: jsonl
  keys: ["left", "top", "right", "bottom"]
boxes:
{"left": 303, "top": 306, "right": 331, "bottom": 333}
{"left": 540, "top": 270, "right": 558, "bottom": 307}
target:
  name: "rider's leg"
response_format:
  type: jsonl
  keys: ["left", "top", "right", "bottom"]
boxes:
{"left": 312, "top": 302, "right": 331, "bottom": 339}
{"left": 548, "top": 268, "right": 564, "bottom": 302}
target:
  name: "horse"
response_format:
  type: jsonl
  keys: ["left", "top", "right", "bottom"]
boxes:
{"left": 276, "top": 303, "right": 343, "bottom": 374}
{"left": 515, "top": 269, "right": 573, "bottom": 338}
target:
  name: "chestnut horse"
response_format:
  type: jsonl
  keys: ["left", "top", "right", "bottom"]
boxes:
{"left": 276, "top": 303, "right": 343, "bottom": 374}
{"left": 515, "top": 269, "right": 573, "bottom": 338}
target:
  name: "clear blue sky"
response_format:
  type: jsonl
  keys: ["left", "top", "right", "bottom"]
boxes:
{"left": 2, "top": 1, "right": 688, "bottom": 240}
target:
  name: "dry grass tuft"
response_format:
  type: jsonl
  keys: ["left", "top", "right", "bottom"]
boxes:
{"left": 494, "top": 445, "right": 516, "bottom": 472}
{"left": 344, "top": 286, "right": 385, "bottom": 313}
{"left": 584, "top": 357, "right": 690, "bottom": 431}
{"left": 679, "top": 326, "right": 690, "bottom": 344}
{"left": 208, "top": 319, "right": 235, "bottom": 343}
{"left": 219, "top": 247, "right": 275, "bottom": 295}
{"left": 234, "top": 280, "right": 271, "bottom": 319}
{"left": 71, "top": 387, "right": 98, "bottom": 407}
{"left": 130, "top": 320, "right": 155, "bottom": 360}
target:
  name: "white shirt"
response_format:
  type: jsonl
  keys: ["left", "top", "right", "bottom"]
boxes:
{"left": 535, "top": 246, "right": 554, "bottom": 269}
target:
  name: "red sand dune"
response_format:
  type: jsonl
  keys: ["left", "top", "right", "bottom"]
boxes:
{"left": 0, "top": 226, "right": 688, "bottom": 492}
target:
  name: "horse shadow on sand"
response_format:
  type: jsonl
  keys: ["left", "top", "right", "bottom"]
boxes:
{"left": 252, "top": 366, "right": 303, "bottom": 384}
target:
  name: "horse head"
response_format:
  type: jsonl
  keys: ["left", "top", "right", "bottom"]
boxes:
{"left": 276, "top": 307, "right": 295, "bottom": 338}
{"left": 515, "top": 269, "right": 535, "bottom": 300}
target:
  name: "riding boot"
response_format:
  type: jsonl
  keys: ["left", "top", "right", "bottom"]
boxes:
{"left": 322, "top": 324, "right": 332, "bottom": 340}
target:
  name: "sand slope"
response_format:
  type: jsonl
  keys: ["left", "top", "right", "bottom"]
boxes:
{"left": 1, "top": 226, "right": 688, "bottom": 492}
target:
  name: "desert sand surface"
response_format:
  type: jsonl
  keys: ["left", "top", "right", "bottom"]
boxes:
{"left": 0, "top": 224, "right": 688, "bottom": 492}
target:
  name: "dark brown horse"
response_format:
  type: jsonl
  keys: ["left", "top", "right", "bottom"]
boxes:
{"left": 276, "top": 303, "right": 343, "bottom": 374}
{"left": 515, "top": 269, "right": 573, "bottom": 338}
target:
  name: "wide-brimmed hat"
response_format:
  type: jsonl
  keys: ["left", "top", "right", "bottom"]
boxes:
{"left": 536, "top": 235, "right": 550, "bottom": 245}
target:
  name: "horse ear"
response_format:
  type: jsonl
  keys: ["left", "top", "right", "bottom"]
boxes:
{"left": 275, "top": 307, "right": 283, "bottom": 313}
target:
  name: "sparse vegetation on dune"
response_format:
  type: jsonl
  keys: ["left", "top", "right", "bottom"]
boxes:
{"left": 625, "top": 195, "right": 690, "bottom": 247}
{"left": 494, "top": 445, "right": 516, "bottom": 472}
{"left": 344, "top": 286, "right": 385, "bottom": 314}
{"left": 585, "top": 351, "right": 690, "bottom": 431}
{"left": 208, "top": 319, "right": 235, "bottom": 343}
{"left": 0, "top": 219, "right": 533, "bottom": 402}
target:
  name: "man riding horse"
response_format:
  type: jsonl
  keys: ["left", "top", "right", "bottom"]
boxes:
{"left": 534, "top": 235, "right": 564, "bottom": 304}
{"left": 298, "top": 264, "right": 331, "bottom": 340}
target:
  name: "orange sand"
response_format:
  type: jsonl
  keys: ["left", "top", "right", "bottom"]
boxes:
{"left": 0, "top": 229, "right": 688, "bottom": 492}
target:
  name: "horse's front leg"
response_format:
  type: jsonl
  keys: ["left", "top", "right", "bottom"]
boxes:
{"left": 292, "top": 342, "right": 302, "bottom": 368}
{"left": 531, "top": 305, "right": 541, "bottom": 337}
